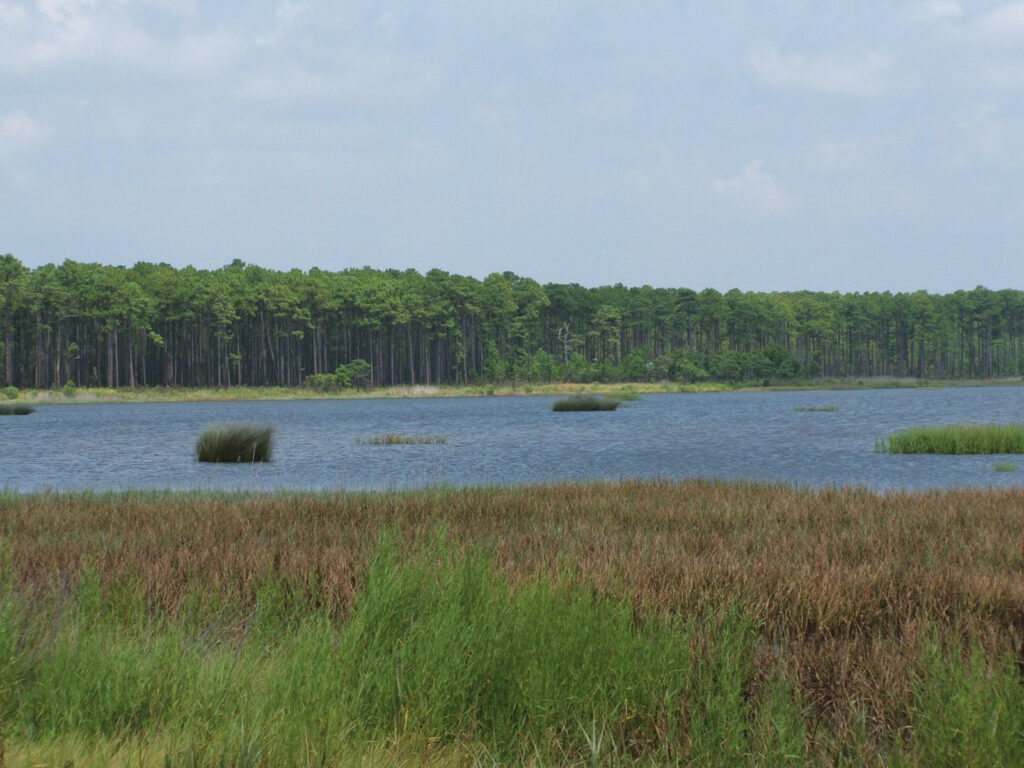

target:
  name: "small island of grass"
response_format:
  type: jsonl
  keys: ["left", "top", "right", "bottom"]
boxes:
{"left": 0, "top": 403, "right": 34, "bottom": 415}
{"left": 879, "top": 423, "right": 1024, "bottom": 454}
{"left": 357, "top": 434, "right": 448, "bottom": 445}
{"left": 552, "top": 395, "right": 622, "bottom": 412}
{"left": 196, "top": 424, "right": 274, "bottom": 462}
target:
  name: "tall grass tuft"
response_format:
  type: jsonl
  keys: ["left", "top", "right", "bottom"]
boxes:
{"left": 552, "top": 395, "right": 621, "bottom": 412}
{"left": 196, "top": 424, "right": 274, "bottom": 462}
{"left": 880, "top": 423, "right": 1024, "bottom": 454}
{"left": 0, "top": 403, "right": 34, "bottom": 415}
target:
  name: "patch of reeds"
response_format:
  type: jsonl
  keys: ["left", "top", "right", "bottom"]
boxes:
{"left": 357, "top": 433, "right": 448, "bottom": 445}
{"left": 993, "top": 462, "right": 1017, "bottom": 471}
{"left": 0, "top": 403, "right": 34, "bottom": 415}
{"left": 794, "top": 404, "right": 839, "bottom": 412}
{"left": 551, "top": 395, "right": 621, "bottom": 411}
{"left": 4, "top": 481, "right": 1024, "bottom": 764}
{"left": 195, "top": 423, "right": 274, "bottom": 462}
{"left": 880, "top": 423, "right": 1024, "bottom": 454}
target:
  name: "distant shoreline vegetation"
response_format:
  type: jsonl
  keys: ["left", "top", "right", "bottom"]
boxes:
{"left": 3, "top": 256, "right": 1024, "bottom": 393}
{"left": 4, "top": 377, "right": 1024, "bottom": 405}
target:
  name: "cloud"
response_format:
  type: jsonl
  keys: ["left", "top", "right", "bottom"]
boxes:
{"left": 906, "top": 0, "right": 962, "bottom": 24}
{"left": 970, "top": 2, "right": 1024, "bottom": 42}
{"left": 0, "top": 110, "right": 55, "bottom": 166}
{"left": 0, "top": 1, "right": 244, "bottom": 76}
{"left": 0, "top": 109, "right": 54, "bottom": 143}
{"left": 254, "top": 0, "right": 308, "bottom": 46}
{"left": 750, "top": 48, "right": 893, "bottom": 96}
{"left": 574, "top": 91, "right": 634, "bottom": 122}
{"left": 712, "top": 161, "right": 794, "bottom": 215}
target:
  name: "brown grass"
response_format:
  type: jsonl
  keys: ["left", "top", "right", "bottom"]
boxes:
{"left": 3, "top": 480, "right": 1024, "bottom": 745}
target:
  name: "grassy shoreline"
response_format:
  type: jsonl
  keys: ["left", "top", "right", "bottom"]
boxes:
{"left": 5, "top": 375, "right": 1024, "bottom": 404}
{"left": 2, "top": 480, "right": 1024, "bottom": 765}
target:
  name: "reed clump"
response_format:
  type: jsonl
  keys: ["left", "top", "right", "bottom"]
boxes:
{"left": 881, "top": 423, "right": 1024, "bottom": 454}
{"left": 357, "top": 433, "right": 447, "bottom": 445}
{"left": 551, "top": 395, "right": 621, "bottom": 411}
{"left": 794, "top": 404, "right": 839, "bottom": 412}
{"left": 195, "top": 424, "right": 274, "bottom": 462}
{"left": 0, "top": 403, "right": 34, "bottom": 415}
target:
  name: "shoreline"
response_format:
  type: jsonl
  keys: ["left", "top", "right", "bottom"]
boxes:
{"left": 7, "top": 375, "right": 1024, "bottom": 404}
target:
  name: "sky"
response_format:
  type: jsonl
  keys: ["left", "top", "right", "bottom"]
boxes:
{"left": 2, "top": 0, "right": 1024, "bottom": 293}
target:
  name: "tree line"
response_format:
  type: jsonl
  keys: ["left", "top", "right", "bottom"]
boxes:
{"left": 2, "top": 254, "right": 1023, "bottom": 391}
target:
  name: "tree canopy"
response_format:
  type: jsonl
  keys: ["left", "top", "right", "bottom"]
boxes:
{"left": 2, "top": 255, "right": 1022, "bottom": 390}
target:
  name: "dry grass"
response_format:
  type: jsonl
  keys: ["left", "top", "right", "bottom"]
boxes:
{"left": 2, "top": 480, "right": 1024, "bottom": 748}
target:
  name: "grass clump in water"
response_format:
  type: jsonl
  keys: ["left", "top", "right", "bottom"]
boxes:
{"left": 794, "top": 405, "right": 839, "bottom": 412}
{"left": 0, "top": 403, "right": 34, "bottom": 415}
{"left": 880, "top": 423, "right": 1024, "bottom": 454}
{"left": 552, "top": 395, "right": 621, "bottom": 412}
{"left": 196, "top": 424, "right": 274, "bottom": 462}
{"left": 357, "top": 434, "right": 448, "bottom": 445}
{"left": 993, "top": 462, "right": 1017, "bottom": 472}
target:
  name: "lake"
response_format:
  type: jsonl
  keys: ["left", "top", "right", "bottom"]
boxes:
{"left": 3, "top": 387, "right": 1024, "bottom": 493}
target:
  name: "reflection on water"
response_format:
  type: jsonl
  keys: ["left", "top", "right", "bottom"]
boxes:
{"left": 3, "top": 387, "right": 1024, "bottom": 493}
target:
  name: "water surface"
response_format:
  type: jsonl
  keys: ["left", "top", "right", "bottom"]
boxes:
{"left": 3, "top": 387, "right": 1024, "bottom": 493}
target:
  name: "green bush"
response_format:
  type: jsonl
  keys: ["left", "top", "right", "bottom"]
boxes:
{"left": 2, "top": 385, "right": 17, "bottom": 400}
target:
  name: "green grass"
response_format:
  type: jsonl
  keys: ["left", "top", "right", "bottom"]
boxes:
{"left": 0, "top": 403, "right": 34, "bottom": 415}
{"left": 357, "top": 434, "right": 448, "bottom": 445}
{"left": 196, "top": 424, "right": 274, "bottom": 462}
{"left": 993, "top": 462, "right": 1017, "bottom": 471}
{"left": 2, "top": 534, "right": 1023, "bottom": 766}
{"left": 552, "top": 395, "right": 622, "bottom": 411}
{"left": 879, "top": 423, "right": 1024, "bottom": 454}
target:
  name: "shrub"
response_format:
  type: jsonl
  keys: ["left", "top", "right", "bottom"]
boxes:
{"left": 196, "top": 424, "right": 274, "bottom": 462}
{"left": 2, "top": 385, "right": 17, "bottom": 400}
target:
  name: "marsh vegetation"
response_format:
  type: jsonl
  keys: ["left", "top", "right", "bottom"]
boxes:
{"left": 356, "top": 433, "right": 448, "bottom": 445}
{"left": 195, "top": 424, "right": 274, "bottom": 462}
{"left": 0, "top": 403, "right": 34, "bottom": 415}
{"left": 2, "top": 481, "right": 1023, "bottom": 766}
{"left": 551, "top": 395, "right": 622, "bottom": 411}
{"left": 880, "top": 423, "right": 1024, "bottom": 454}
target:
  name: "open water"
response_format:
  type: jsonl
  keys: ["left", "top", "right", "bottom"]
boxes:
{"left": 3, "top": 387, "right": 1024, "bottom": 493}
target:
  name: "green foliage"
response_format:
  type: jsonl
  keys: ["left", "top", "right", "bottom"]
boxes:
{"left": 61, "top": 379, "right": 77, "bottom": 398}
{"left": 993, "top": 462, "right": 1017, "bottom": 471}
{"left": 901, "top": 637, "right": 1024, "bottom": 766}
{"left": 881, "top": 424, "right": 1024, "bottom": 454}
{"left": 552, "top": 395, "right": 621, "bottom": 411}
{"left": 196, "top": 424, "right": 274, "bottom": 462}
{"left": 304, "top": 359, "right": 372, "bottom": 392}
{"left": 2, "top": 385, "right": 17, "bottom": 400}
{"left": 3, "top": 254, "right": 1024, "bottom": 392}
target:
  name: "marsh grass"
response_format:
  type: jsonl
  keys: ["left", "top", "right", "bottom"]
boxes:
{"left": 794, "top": 405, "right": 839, "bottom": 412}
{"left": 993, "top": 462, "right": 1018, "bottom": 471}
{"left": 0, "top": 403, "right": 34, "bottom": 415}
{"left": 357, "top": 434, "right": 448, "bottom": 445}
{"left": 4, "top": 481, "right": 1024, "bottom": 765}
{"left": 196, "top": 424, "right": 274, "bottom": 462}
{"left": 881, "top": 423, "right": 1024, "bottom": 454}
{"left": 551, "top": 395, "right": 621, "bottom": 411}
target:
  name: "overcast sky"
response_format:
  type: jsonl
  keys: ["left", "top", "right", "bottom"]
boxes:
{"left": 2, "top": 1, "right": 1024, "bottom": 292}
